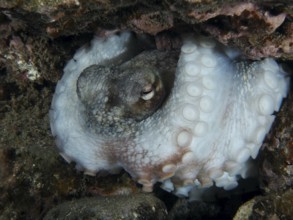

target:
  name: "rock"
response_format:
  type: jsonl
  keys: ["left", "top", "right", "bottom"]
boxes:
{"left": 0, "top": 1, "right": 293, "bottom": 59}
{"left": 44, "top": 194, "right": 167, "bottom": 220}
{"left": 234, "top": 189, "right": 293, "bottom": 220}
{"left": 167, "top": 198, "right": 221, "bottom": 220}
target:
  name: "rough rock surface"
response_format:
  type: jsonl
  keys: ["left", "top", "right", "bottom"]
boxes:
{"left": 44, "top": 194, "right": 167, "bottom": 220}
{"left": 0, "top": 1, "right": 293, "bottom": 60}
{"left": 234, "top": 189, "right": 293, "bottom": 220}
{"left": 0, "top": 1, "right": 292, "bottom": 220}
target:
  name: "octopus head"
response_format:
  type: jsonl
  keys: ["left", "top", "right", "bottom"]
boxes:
{"left": 76, "top": 64, "right": 165, "bottom": 134}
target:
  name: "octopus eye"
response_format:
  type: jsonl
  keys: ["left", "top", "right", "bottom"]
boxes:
{"left": 141, "top": 84, "right": 155, "bottom": 100}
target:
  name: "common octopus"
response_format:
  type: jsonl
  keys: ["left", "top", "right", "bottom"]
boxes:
{"left": 50, "top": 32, "right": 289, "bottom": 200}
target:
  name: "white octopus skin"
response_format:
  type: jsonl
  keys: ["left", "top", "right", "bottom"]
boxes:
{"left": 50, "top": 32, "right": 289, "bottom": 200}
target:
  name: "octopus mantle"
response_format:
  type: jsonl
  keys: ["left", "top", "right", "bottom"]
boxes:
{"left": 50, "top": 32, "right": 289, "bottom": 199}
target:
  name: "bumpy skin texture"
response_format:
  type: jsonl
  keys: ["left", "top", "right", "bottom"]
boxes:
{"left": 50, "top": 32, "right": 289, "bottom": 199}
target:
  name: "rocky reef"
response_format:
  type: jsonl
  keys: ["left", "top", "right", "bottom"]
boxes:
{"left": 0, "top": 1, "right": 292, "bottom": 219}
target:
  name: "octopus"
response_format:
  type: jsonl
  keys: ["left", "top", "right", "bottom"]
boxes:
{"left": 49, "top": 32, "right": 289, "bottom": 200}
